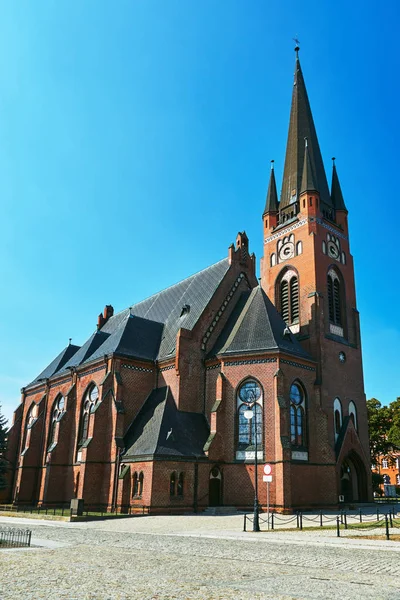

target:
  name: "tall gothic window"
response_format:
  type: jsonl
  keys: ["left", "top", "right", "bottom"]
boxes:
{"left": 132, "top": 472, "right": 139, "bottom": 497}
{"left": 277, "top": 269, "right": 299, "bottom": 325}
{"left": 334, "top": 397, "right": 342, "bottom": 442}
{"left": 22, "top": 403, "right": 39, "bottom": 453}
{"left": 237, "top": 380, "right": 263, "bottom": 449}
{"left": 47, "top": 395, "right": 65, "bottom": 451}
{"left": 77, "top": 384, "right": 100, "bottom": 454}
{"left": 170, "top": 472, "right": 176, "bottom": 496}
{"left": 327, "top": 269, "right": 343, "bottom": 327}
{"left": 177, "top": 472, "right": 184, "bottom": 497}
{"left": 290, "top": 383, "right": 306, "bottom": 447}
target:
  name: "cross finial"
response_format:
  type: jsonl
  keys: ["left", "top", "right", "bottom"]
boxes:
{"left": 270, "top": 159, "right": 274, "bottom": 170}
{"left": 293, "top": 37, "right": 300, "bottom": 57}
{"left": 68, "top": 337, "right": 72, "bottom": 345}
{"left": 332, "top": 156, "right": 336, "bottom": 165}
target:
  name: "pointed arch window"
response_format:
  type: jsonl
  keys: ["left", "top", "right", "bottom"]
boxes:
{"left": 290, "top": 383, "right": 306, "bottom": 447}
{"left": 348, "top": 401, "right": 357, "bottom": 431}
{"left": 277, "top": 269, "right": 299, "bottom": 325}
{"left": 47, "top": 395, "right": 65, "bottom": 451}
{"left": 334, "top": 397, "right": 343, "bottom": 442}
{"left": 236, "top": 380, "right": 263, "bottom": 459}
{"left": 177, "top": 472, "right": 184, "bottom": 497}
{"left": 170, "top": 472, "right": 176, "bottom": 496}
{"left": 132, "top": 472, "right": 139, "bottom": 497}
{"left": 77, "top": 384, "right": 100, "bottom": 459}
{"left": 21, "top": 403, "right": 39, "bottom": 454}
{"left": 138, "top": 472, "right": 144, "bottom": 496}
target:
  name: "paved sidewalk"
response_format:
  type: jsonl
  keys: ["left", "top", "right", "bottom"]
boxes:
{"left": 1, "top": 514, "right": 400, "bottom": 599}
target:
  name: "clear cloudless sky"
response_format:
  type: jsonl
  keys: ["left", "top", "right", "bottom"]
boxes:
{"left": 0, "top": 1, "right": 399, "bottom": 424}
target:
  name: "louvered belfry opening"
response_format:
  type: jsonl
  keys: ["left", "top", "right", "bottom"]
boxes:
{"left": 290, "top": 276, "right": 299, "bottom": 322}
{"left": 327, "top": 272, "right": 342, "bottom": 326}
{"left": 280, "top": 280, "right": 289, "bottom": 322}
{"left": 279, "top": 271, "right": 299, "bottom": 325}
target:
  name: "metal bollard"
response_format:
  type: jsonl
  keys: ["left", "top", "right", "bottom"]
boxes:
{"left": 344, "top": 512, "right": 348, "bottom": 529}
{"left": 359, "top": 508, "right": 362, "bottom": 523}
{"left": 300, "top": 512, "right": 303, "bottom": 530}
{"left": 320, "top": 510, "right": 323, "bottom": 527}
{"left": 271, "top": 512, "right": 274, "bottom": 530}
{"left": 377, "top": 508, "right": 380, "bottom": 522}
{"left": 390, "top": 511, "right": 393, "bottom": 528}
{"left": 336, "top": 516, "right": 340, "bottom": 537}
{"left": 296, "top": 512, "right": 299, "bottom": 529}
{"left": 243, "top": 514, "right": 247, "bottom": 532}
{"left": 385, "top": 514, "right": 390, "bottom": 541}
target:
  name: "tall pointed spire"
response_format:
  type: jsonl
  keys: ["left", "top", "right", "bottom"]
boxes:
{"left": 330, "top": 158, "right": 347, "bottom": 211}
{"left": 263, "top": 160, "right": 279, "bottom": 214}
{"left": 280, "top": 48, "right": 331, "bottom": 209}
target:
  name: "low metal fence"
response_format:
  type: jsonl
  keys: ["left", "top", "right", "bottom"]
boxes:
{"left": 0, "top": 526, "right": 31, "bottom": 548}
{"left": 243, "top": 507, "right": 400, "bottom": 539}
{"left": 0, "top": 503, "right": 150, "bottom": 518}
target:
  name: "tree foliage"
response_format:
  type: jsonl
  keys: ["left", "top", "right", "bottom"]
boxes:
{"left": 367, "top": 397, "right": 400, "bottom": 464}
{"left": 0, "top": 405, "right": 8, "bottom": 491}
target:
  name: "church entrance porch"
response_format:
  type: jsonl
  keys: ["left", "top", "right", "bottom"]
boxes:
{"left": 340, "top": 452, "right": 369, "bottom": 502}
{"left": 209, "top": 467, "right": 222, "bottom": 506}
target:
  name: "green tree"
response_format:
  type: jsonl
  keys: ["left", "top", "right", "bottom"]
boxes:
{"left": 366, "top": 398, "right": 393, "bottom": 464}
{"left": 0, "top": 405, "right": 8, "bottom": 491}
{"left": 387, "top": 397, "right": 400, "bottom": 448}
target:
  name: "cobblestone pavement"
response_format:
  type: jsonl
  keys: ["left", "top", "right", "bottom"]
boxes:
{"left": 1, "top": 515, "right": 400, "bottom": 600}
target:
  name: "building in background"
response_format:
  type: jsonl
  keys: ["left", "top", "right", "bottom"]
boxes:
{"left": 4, "top": 48, "right": 372, "bottom": 512}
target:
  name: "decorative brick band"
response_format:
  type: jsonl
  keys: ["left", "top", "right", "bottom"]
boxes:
{"left": 280, "top": 359, "right": 316, "bottom": 371}
{"left": 159, "top": 365, "right": 174, "bottom": 373}
{"left": 224, "top": 358, "right": 277, "bottom": 367}
{"left": 78, "top": 365, "right": 106, "bottom": 378}
{"left": 264, "top": 219, "right": 307, "bottom": 244}
{"left": 121, "top": 364, "right": 153, "bottom": 373}
{"left": 50, "top": 378, "right": 70, "bottom": 389}
{"left": 206, "top": 364, "right": 221, "bottom": 371}
{"left": 201, "top": 272, "right": 248, "bottom": 351}
{"left": 316, "top": 218, "right": 348, "bottom": 240}
{"left": 25, "top": 387, "right": 45, "bottom": 397}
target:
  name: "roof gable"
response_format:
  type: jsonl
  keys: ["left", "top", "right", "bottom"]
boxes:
{"left": 210, "top": 286, "right": 311, "bottom": 359}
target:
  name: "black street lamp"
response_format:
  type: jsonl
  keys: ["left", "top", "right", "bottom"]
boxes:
{"left": 244, "top": 402, "right": 260, "bottom": 532}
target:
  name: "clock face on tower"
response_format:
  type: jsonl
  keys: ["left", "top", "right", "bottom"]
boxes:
{"left": 279, "top": 241, "right": 295, "bottom": 261}
{"left": 327, "top": 241, "right": 339, "bottom": 259}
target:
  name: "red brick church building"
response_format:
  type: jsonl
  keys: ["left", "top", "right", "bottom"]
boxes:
{"left": 4, "top": 49, "right": 372, "bottom": 512}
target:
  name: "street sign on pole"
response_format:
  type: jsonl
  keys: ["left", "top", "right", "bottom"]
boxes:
{"left": 263, "top": 464, "right": 272, "bottom": 476}
{"left": 263, "top": 465, "right": 273, "bottom": 530}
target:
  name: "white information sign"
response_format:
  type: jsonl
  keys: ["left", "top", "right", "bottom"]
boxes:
{"left": 263, "top": 475, "right": 273, "bottom": 482}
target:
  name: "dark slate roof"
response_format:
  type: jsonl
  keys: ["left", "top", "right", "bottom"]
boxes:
{"left": 122, "top": 386, "right": 210, "bottom": 459}
{"left": 58, "top": 331, "right": 111, "bottom": 374}
{"left": 28, "top": 258, "right": 231, "bottom": 386}
{"left": 209, "top": 286, "right": 311, "bottom": 360}
{"left": 28, "top": 344, "right": 81, "bottom": 386}
{"left": 331, "top": 163, "right": 347, "bottom": 211}
{"left": 263, "top": 164, "right": 279, "bottom": 214}
{"left": 88, "top": 313, "right": 164, "bottom": 363}
{"left": 280, "top": 52, "right": 331, "bottom": 209}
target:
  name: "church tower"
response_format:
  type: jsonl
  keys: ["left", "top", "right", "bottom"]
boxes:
{"left": 261, "top": 47, "right": 371, "bottom": 502}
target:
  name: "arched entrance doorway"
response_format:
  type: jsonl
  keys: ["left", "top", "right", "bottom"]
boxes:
{"left": 340, "top": 452, "right": 368, "bottom": 502}
{"left": 209, "top": 466, "right": 222, "bottom": 506}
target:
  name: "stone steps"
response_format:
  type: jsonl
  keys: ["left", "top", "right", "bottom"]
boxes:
{"left": 202, "top": 506, "right": 238, "bottom": 516}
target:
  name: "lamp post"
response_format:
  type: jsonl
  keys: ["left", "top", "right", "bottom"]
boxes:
{"left": 244, "top": 403, "right": 260, "bottom": 532}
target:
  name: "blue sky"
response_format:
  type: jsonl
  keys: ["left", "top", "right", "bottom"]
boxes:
{"left": 0, "top": 1, "right": 399, "bottom": 423}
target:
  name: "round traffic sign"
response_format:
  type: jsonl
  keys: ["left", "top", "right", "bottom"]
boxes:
{"left": 263, "top": 464, "right": 272, "bottom": 475}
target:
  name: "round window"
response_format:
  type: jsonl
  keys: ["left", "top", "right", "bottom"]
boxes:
{"left": 239, "top": 381, "right": 261, "bottom": 404}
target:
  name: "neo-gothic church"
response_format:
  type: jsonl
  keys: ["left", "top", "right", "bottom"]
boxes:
{"left": 4, "top": 50, "right": 372, "bottom": 512}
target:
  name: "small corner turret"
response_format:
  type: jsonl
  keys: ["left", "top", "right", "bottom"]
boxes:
{"left": 263, "top": 160, "right": 279, "bottom": 232}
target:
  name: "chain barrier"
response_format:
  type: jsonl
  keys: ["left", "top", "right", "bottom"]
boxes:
{"left": 243, "top": 506, "right": 400, "bottom": 539}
